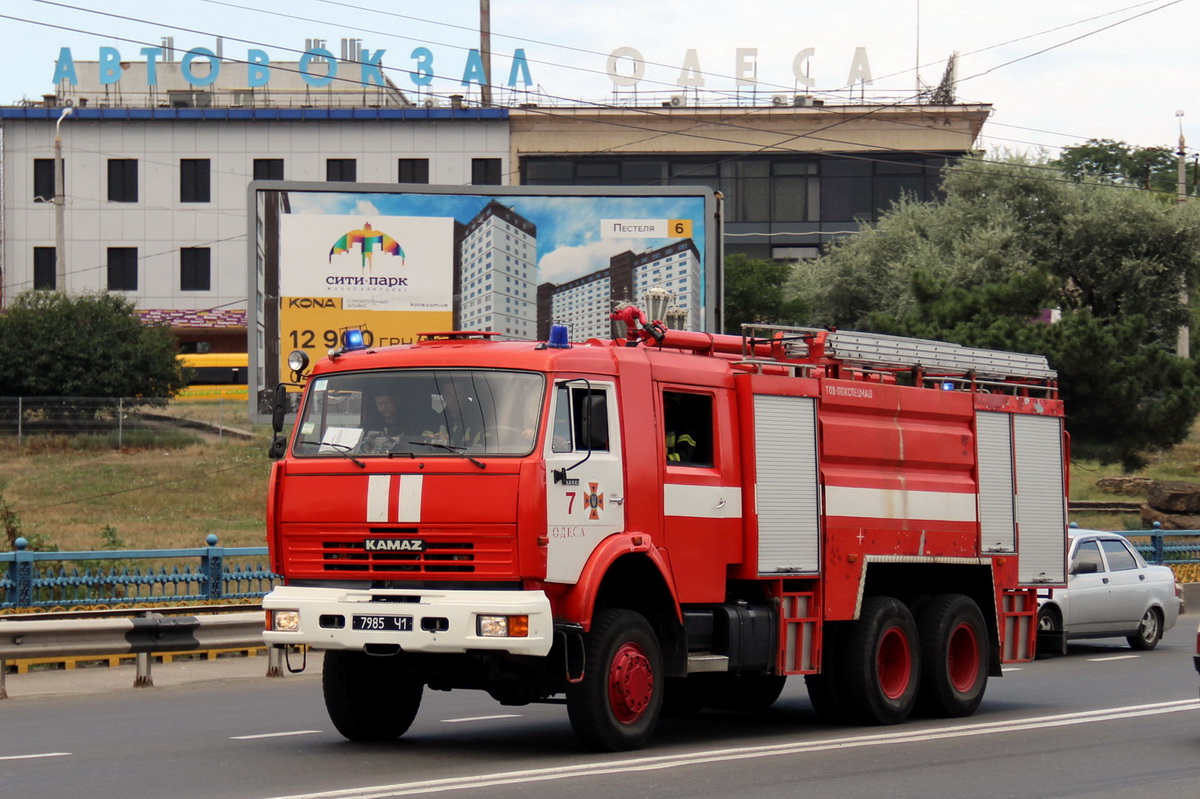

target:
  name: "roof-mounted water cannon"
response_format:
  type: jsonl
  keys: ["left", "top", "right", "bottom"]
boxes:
{"left": 610, "top": 302, "right": 666, "bottom": 345}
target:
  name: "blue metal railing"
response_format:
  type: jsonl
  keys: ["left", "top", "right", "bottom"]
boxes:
{"left": 1, "top": 535, "right": 277, "bottom": 611}
{"left": 3, "top": 525, "right": 1196, "bottom": 612}
{"left": 1116, "top": 523, "right": 1200, "bottom": 567}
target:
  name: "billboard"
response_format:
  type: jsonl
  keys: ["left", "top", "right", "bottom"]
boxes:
{"left": 248, "top": 182, "right": 720, "bottom": 415}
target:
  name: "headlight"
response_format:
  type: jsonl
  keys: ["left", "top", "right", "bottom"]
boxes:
{"left": 287, "top": 350, "right": 310, "bottom": 373}
{"left": 270, "top": 610, "right": 302, "bottom": 632}
{"left": 477, "top": 615, "right": 529, "bottom": 638}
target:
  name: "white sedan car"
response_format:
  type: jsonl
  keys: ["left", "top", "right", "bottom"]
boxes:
{"left": 1038, "top": 528, "right": 1181, "bottom": 653}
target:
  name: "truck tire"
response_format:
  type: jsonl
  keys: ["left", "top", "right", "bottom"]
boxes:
{"left": 842, "top": 596, "right": 920, "bottom": 725}
{"left": 805, "top": 622, "right": 847, "bottom": 723}
{"left": 916, "top": 594, "right": 988, "bottom": 717}
{"left": 1127, "top": 607, "right": 1163, "bottom": 650}
{"left": 323, "top": 650, "right": 423, "bottom": 741}
{"left": 567, "top": 609, "right": 663, "bottom": 751}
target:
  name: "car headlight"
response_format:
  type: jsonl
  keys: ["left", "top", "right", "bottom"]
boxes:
{"left": 269, "top": 609, "right": 301, "bottom": 632}
{"left": 477, "top": 615, "right": 529, "bottom": 638}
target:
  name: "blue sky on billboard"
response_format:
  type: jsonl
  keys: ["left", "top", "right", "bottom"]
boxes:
{"left": 1, "top": 0, "right": 1194, "bottom": 153}
{"left": 285, "top": 190, "right": 708, "bottom": 285}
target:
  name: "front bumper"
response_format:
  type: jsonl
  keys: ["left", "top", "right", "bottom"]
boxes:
{"left": 262, "top": 584, "right": 554, "bottom": 657}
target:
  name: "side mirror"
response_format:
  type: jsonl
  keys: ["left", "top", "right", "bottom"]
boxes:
{"left": 271, "top": 384, "right": 288, "bottom": 434}
{"left": 1071, "top": 560, "right": 1100, "bottom": 575}
{"left": 269, "top": 384, "right": 289, "bottom": 460}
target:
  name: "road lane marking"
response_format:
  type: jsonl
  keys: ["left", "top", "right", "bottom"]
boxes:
{"left": 0, "top": 753, "right": 71, "bottom": 761}
{"left": 441, "top": 715, "right": 522, "bottom": 724}
{"left": 1087, "top": 655, "right": 1140, "bottom": 662}
{"left": 230, "top": 731, "right": 323, "bottom": 740}
{"left": 260, "top": 698, "right": 1200, "bottom": 799}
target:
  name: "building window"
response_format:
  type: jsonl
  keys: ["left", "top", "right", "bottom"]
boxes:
{"left": 107, "top": 247, "right": 138, "bottom": 291}
{"left": 34, "top": 158, "right": 56, "bottom": 202}
{"left": 398, "top": 158, "right": 430, "bottom": 184}
{"left": 33, "top": 247, "right": 56, "bottom": 290}
{"left": 327, "top": 159, "right": 357, "bottom": 182}
{"left": 181, "top": 247, "right": 212, "bottom": 291}
{"left": 472, "top": 158, "right": 502, "bottom": 186}
{"left": 180, "top": 159, "right": 211, "bottom": 203}
{"left": 108, "top": 159, "right": 138, "bottom": 203}
{"left": 253, "top": 159, "right": 284, "bottom": 181}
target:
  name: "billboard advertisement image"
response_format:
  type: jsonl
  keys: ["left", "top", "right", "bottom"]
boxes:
{"left": 249, "top": 183, "right": 719, "bottom": 414}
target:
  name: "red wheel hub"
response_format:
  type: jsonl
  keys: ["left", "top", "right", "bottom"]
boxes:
{"left": 946, "top": 621, "right": 980, "bottom": 693}
{"left": 877, "top": 626, "right": 912, "bottom": 700}
{"left": 607, "top": 642, "right": 654, "bottom": 724}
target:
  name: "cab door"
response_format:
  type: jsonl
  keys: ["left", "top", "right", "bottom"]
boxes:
{"left": 544, "top": 381, "right": 625, "bottom": 584}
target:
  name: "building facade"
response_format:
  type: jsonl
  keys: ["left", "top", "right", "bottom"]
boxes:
{"left": 1, "top": 53, "right": 989, "bottom": 347}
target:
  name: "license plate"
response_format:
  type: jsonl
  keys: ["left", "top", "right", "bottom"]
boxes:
{"left": 352, "top": 615, "right": 413, "bottom": 632}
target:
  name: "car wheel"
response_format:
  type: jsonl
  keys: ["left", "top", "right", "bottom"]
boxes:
{"left": 1036, "top": 606, "right": 1063, "bottom": 659}
{"left": 1127, "top": 607, "right": 1163, "bottom": 651}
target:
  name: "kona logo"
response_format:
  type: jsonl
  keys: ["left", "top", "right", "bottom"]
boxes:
{"left": 364, "top": 538, "right": 425, "bottom": 552}
{"left": 287, "top": 297, "right": 339, "bottom": 309}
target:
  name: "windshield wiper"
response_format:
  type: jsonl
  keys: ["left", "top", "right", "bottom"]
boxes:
{"left": 319, "top": 441, "right": 366, "bottom": 469}
{"left": 407, "top": 441, "right": 487, "bottom": 470}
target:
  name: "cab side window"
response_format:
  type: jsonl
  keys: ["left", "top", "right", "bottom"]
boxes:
{"left": 663, "top": 391, "right": 713, "bottom": 466}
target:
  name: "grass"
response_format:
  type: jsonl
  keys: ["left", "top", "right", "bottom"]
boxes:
{"left": 1, "top": 401, "right": 273, "bottom": 553}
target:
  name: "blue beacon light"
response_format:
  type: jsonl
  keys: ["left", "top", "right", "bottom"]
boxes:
{"left": 547, "top": 324, "right": 571, "bottom": 349}
{"left": 344, "top": 329, "right": 367, "bottom": 350}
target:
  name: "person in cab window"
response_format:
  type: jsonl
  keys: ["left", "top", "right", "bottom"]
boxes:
{"left": 664, "top": 392, "right": 699, "bottom": 464}
{"left": 426, "top": 381, "right": 483, "bottom": 449}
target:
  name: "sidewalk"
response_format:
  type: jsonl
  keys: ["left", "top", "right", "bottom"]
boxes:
{"left": 1, "top": 651, "right": 318, "bottom": 700}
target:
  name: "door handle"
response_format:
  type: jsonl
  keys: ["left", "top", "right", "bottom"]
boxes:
{"left": 715, "top": 499, "right": 727, "bottom": 510}
{"left": 1102, "top": 577, "right": 1109, "bottom": 584}
{"left": 610, "top": 495, "right": 624, "bottom": 505}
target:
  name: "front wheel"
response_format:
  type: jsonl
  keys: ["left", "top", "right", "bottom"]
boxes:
{"left": 1127, "top": 608, "right": 1163, "bottom": 650}
{"left": 567, "top": 609, "right": 663, "bottom": 751}
{"left": 323, "top": 650, "right": 423, "bottom": 741}
{"left": 841, "top": 596, "right": 920, "bottom": 725}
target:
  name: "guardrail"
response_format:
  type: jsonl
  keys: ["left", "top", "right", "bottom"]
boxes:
{"left": 2, "top": 536, "right": 278, "bottom": 611}
{"left": 0, "top": 609, "right": 276, "bottom": 698}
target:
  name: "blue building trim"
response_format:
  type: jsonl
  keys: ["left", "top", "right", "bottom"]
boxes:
{"left": 0, "top": 107, "right": 509, "bottom": 122}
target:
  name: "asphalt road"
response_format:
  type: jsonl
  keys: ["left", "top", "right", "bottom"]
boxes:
{"left": 2, "top": 614, "right": 1197, "bottom": 799}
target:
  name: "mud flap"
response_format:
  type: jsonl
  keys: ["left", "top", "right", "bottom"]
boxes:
{"left": 1036, "top": 629, "right": 1067, "bottom": 657}
{"left": 557, "top": 624, "right": 586, "bottom": 684}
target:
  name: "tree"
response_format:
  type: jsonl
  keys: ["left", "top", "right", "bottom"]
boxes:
{"left": 0, "top": 291, "right": 187, "bottom": 398}
{"left": 1054, "top": 139, "right": 1190, "bottom": 197}
{"left": 722, "top": 253, "right": 808, "bottom": 332}
{"left": 789, "top": 156, "right": 1200, "bottom": 469}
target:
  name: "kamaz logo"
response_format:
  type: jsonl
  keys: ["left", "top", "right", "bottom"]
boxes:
{"left": 364, "top": 538, "right": 425, "bottom": 552}
{"left": 288, "top": 298, "right": 339, "bottom": 308}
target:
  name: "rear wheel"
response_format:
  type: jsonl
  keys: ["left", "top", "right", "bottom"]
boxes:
{"left": 322, "top": 650, "right": 423, "bottom": 741}
{"left": 841, "top": 596, "right": 920, "bottom": 725}
{"left": 916, "top": 594, "right": 988, "bottom": 717}
{"left": 567, "top": 609, "right": 663, "bottom": 751}
{"left": 1127, "top": 608, "right": 1163, "bottom": 650}
{"left": 805, "top": 622, "right": 847, "bottom": 723}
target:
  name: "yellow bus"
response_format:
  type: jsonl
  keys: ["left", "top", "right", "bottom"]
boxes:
{"left": 176, "top": 353, "right": 248, "bottom": 401}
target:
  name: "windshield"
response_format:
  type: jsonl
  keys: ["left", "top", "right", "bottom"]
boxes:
{"left": 293, "top": 369, "right": 545, "bottom": 458}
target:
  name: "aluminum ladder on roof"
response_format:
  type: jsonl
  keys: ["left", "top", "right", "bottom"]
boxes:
{"left": 743, "top": 324, "right": 1056, "bottom": 382}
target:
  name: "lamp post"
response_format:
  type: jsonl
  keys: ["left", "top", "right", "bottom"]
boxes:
{"left": 53, "top": 106, "right": 73, "bottom": 291}
{"left": 1176, "top": 110, "right": 1189, "bottom": 358}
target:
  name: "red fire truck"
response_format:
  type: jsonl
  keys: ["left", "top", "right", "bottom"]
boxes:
{"left": 262, "top": 310, "right": 1067, "bottom": 751}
